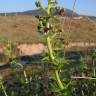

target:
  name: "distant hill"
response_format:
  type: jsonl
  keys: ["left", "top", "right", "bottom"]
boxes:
{"left": 23, "top": 8, "right": 78, "bottom": 17}
{"left": 86, "top": 16, "right": 96, "bottom": 20}
{"left": 0, "top": 8, "right": 96, "bottom": 20}
{"left": 0, "top": 8, "right": 78, "bottom": 17}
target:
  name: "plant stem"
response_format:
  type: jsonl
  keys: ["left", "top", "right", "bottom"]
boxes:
{"left": 93, "top": 60, "right": 96, "bottom": 78}
{"left": 71, "top": 76, "right": 96, "bottom": 80}
{"left": 46, "top": 36, "right": 64, "bottom": 90}
{"left": 0, "top": 80, "right": 8, "bottom": 96}
{"left": 23, "top": 70, "right": 28, "bottom": 83}
{"left": 93, "top": 59, "right": 96, "bottom": 96}
{"left": 55, "top": 70, "right": 64, "bottom": 90}
{"left": 47, "top": 36, "right": 54, "bottom": 61}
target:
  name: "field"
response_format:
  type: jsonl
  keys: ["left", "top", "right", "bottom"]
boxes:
{"left": 0, "top": 15, "right": 96, "bottom": 43}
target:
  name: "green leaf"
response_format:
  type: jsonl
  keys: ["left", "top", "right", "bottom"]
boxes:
{"left": 50, "top": 82, "right": 61, "bottom": 92}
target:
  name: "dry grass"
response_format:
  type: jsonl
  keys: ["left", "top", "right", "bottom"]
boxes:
{"left": 55, "top": 18, "right": 96, "bottom": 42}
{"left": 0, "top": 15, "right": 42, "bottom": 43}
{"left": 0, "top": 15, "right": 96, "bottom": 43}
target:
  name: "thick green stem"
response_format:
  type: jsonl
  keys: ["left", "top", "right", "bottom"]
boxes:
{"left": 47, "top": 36, "right": 55, "bottom": 61}
{"left": 55, "top": 70, "right": 64, "bottom": 90}
{"left": 46, "top": 36, "right": 64, "bottom": 90}
{"left": 0, "top": 80, "right": 8, "bottom": 96}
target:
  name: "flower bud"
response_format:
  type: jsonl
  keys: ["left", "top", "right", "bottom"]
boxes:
{"left": 58, "top": 8, "right": 64, "bottom": 16}
{"left": 35, "top": 1, "right": 41, "bottom": 7}
{"left": 44, "top": 27, "right": 49, "bottom": 33}
{"left": 35, "top": 15, "right": 39, "bottom": 19}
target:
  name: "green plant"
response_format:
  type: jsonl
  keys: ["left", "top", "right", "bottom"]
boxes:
{"left": 35, "top": 1, "right": 96, "bottom": 95}
{"left": 4, "top": 40, "right": 28, "bottom": 83}
{"left": 35, "top": 0, "right": 71, "bottom": 95}
{"left": 0, "top": 76, "right": 8, "bottom": 96}
{"left": 91, "top": 50, "right": 96, "bottom": 96}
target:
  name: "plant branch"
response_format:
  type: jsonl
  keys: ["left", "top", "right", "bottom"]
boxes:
{"left": 0, "top": 78, "right": 8, "bottom": 96}
{"left": 71, "top": 76, "right": 96, "bottom": 80}
{"left": 23, "top": 70, "right": 28, "bottom": 83}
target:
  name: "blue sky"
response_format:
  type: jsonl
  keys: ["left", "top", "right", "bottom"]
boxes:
{"left": 0, "top": 0, "right": 96, "bottom": 16}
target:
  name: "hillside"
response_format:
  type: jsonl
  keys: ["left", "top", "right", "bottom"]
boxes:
{"left": 0, "top": 8, "right": 78, "bottom": 17}
{"left": 0, "top": 15, "right": 96, "bottom": 43}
